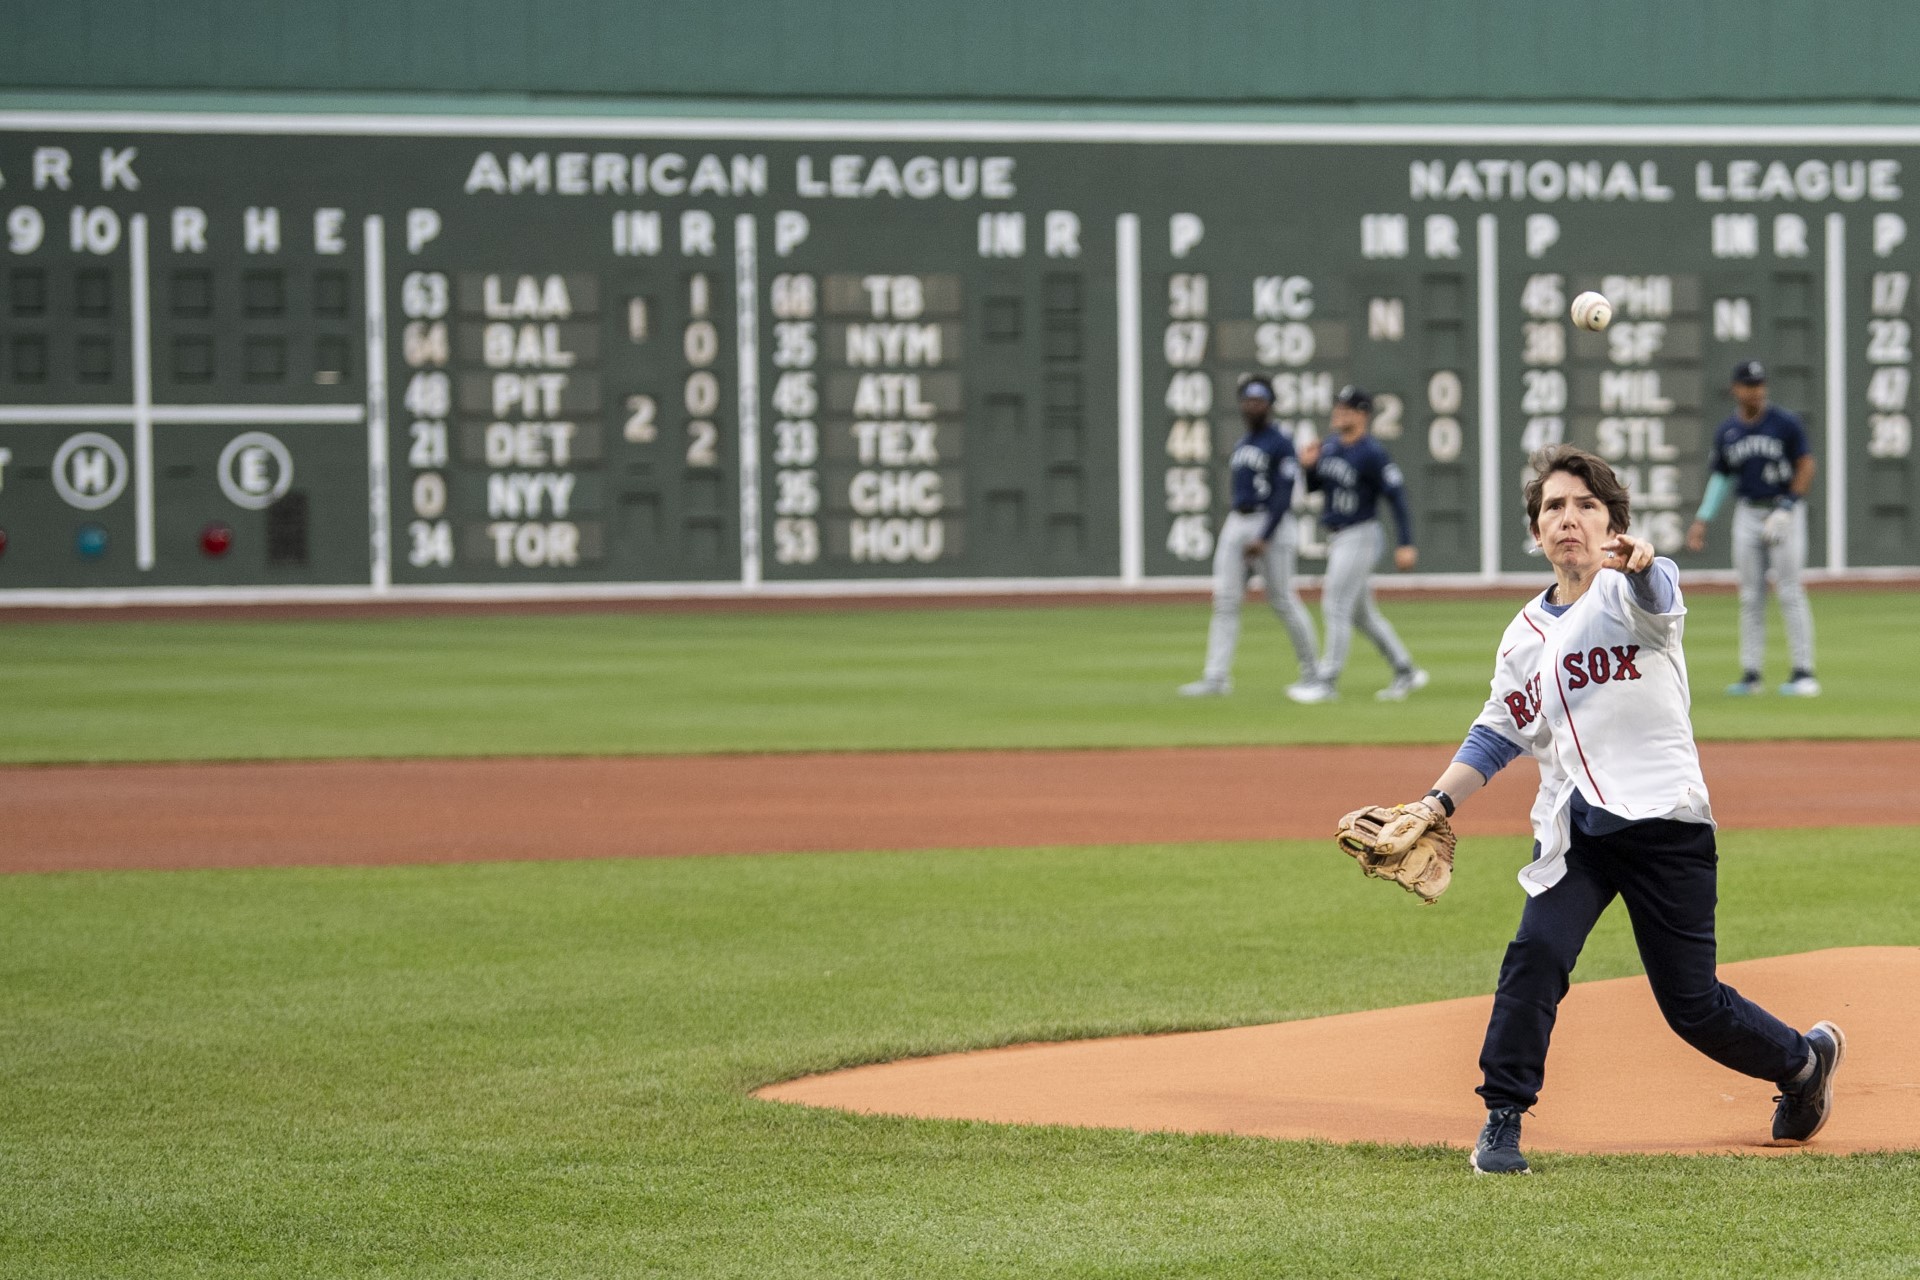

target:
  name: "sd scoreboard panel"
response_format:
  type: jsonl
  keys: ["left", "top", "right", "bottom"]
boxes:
{"left": 1, "top": 114, "right": 1917, "bottom": 601}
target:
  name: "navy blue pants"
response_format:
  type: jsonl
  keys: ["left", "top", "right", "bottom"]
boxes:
{"left": 1478, "top": 817, "right": 1809, "bottom": 1112}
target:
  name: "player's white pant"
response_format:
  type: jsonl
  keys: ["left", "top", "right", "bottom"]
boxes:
{"left": 1202, "top": 511, "right": 1319, "bottom": 683}
{"left": 1315, "top": 519, "right": 1413, "bottom": 685}
{"left": 1732, "top": 501, "right": 1816, "bottom": 675}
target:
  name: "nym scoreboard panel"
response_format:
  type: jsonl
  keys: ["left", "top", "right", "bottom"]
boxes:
{"left": 2, "top": 114, "right": 1916, "bottom": 600}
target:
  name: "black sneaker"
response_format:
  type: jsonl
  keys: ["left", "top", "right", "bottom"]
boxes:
{"left": 1470, "top": 1105, "right": 1531, "bottom": 1174}
{"left": 1772, "top": 1021, "right": 1846, "bottom": 1142}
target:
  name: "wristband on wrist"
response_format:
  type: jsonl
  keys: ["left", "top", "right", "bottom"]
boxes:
{"left": 1775, "top": 495, "right": 1799, "bottom": 510}
{"left": 1425, "top": 788, "right": 1456, "bottom": 818}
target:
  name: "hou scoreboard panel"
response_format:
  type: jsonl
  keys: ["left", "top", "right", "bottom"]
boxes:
{"left": 1, "top": 115, "right": 1917, "bottom": 598}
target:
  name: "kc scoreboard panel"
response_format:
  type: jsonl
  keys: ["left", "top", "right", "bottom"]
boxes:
{"left": 2, "top": 115, "right": 1917, "bottom": 599}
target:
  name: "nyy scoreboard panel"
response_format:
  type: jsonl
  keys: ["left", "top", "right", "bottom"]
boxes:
{"left": 1, "top": 118, "right": 1915, "bottom": 597}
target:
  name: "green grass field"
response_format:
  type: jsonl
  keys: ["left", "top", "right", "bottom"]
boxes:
{"left": 3, "top": 589, "right": 1915, "bottom": 762}
{"left": 5, "top": 591, "right": 1918, "bottom": 1277}
{"left": 3, "top": 831, "right": 1917, "bottom": 1278}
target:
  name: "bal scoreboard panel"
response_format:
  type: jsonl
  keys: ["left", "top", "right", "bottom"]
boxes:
{"left": 1, "top": 117, "right": 1917, "bottom": 598}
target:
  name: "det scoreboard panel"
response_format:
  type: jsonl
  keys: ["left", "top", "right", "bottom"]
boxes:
{"left": 1, "top": 117, "right": 1917, "bottom": 598}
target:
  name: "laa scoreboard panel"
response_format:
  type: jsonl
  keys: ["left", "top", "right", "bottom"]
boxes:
{"left": 1, "top": 115, "right": 1916, "bottom": 599}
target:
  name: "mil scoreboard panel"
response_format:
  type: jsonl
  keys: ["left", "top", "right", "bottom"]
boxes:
{"left": 2, "top": 114, "right": 1918, "bottom": 600}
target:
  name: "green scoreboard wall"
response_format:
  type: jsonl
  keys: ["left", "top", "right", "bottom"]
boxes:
{"left": 2, "top": 112, "right": 1917, "bottom": 601}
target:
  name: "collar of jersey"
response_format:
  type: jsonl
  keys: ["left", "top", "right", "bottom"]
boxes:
{"left": 1535, "top": 583, "right": 1583, "bottom": 620}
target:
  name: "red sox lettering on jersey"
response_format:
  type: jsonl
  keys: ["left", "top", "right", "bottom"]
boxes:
{"left": 1501, "top": 674, "right": 1542, "bottom": 729}
{"left": 1506, "top": 647, "right": 1643, "bottom": 726}
{"left": 1473, "top": 561, "right": 1713, "bottom": 896}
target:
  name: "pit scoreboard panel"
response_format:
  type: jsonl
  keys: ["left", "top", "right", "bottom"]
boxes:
{"left": 1, "top": 117, "right": 1917, "bottom": 599}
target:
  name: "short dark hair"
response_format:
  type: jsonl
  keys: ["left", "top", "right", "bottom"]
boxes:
{"left": 1524, "top": 445, "right": 1631, "bottom": 535}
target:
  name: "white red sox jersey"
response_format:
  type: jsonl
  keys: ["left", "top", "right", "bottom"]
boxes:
{"left": 1471, "top": 560, "right": 1714, "bottom": 896}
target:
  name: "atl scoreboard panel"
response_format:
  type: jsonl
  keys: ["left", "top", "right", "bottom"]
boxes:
{"left": 1, "top": 114, "right": 1917, "bottom": 600}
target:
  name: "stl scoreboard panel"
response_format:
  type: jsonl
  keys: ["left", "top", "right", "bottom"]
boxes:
{"left": 1, "top": 114, "right": 1916, "bottom": 600}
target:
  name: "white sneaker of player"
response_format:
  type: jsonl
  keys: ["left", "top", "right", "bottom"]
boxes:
{"left": 1286, "top": 680, "right": 1339, "bottom": 705}
{"left": 1376, "top": 668, "right": 1431, "bottom": 702}
{"left": 1778, "top": 675, "right": 1823, "bottom": 697}
{"left": 1178, "top": 678, "right": 1232, "bottom": 697}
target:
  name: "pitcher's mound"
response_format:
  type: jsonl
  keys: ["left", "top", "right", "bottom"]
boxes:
{"left": 758, "top": 947, "right": 1918, "bottom": 1156}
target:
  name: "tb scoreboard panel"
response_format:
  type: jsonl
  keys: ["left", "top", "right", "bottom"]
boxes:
{"left": 1, "top": 116, "right": 1918, "bottom": 599}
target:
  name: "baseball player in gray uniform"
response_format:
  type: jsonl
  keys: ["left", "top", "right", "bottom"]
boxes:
{"left": 1685, "top": 360, "right": 1820, "bottom": 696}
{"left": 1180, "top": 375, "right": 1319, "bottom": 695}
{"left": 1288, "top": 384, "right": 1428, "bottom": 704}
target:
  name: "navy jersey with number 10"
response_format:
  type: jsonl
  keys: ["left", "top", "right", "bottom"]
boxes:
{"left": 1307, "top": 434, "right": 1414, "bottom": 545}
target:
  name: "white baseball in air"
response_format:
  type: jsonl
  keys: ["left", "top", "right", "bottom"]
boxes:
{"left": 1570, "top": 290, "right": 1613, "bottom": 332}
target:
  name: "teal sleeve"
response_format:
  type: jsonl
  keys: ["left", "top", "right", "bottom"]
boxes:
{"left": 1695, "top": 471, "right": 1732, "bottom": 522}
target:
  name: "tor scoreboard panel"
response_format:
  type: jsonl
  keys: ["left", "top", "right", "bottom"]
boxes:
{"left": 0, "top": 116, "right": 1916, "bottom": 601}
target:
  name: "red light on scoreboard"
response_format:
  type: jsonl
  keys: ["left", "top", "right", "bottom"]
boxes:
{"left": 199, "top": 523, "right": 234, "bottom": 557}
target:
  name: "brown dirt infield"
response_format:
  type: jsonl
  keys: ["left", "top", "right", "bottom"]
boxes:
{"left": 758, "top": 947, "right": 1914, "bottom": 1157}
{"left": 1, "top": 739, "right": 1911, "bottom": 874}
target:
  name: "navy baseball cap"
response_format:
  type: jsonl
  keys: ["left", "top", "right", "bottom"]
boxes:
{"left": 1237, "top": 374, "right": 1274, "bottom": 401}
{"left": 1335, "top": 384, "right": 1374, "bottom": 412}
{"left": 1732, "top": 360, "right": 1767, "bottom": 385}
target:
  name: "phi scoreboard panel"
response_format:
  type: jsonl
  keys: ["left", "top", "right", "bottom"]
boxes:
{"left": 0, "top": 116, "right": 1916, "bottom": 598}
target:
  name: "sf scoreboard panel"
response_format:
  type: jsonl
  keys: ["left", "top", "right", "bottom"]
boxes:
{"left": 1, "top": 114, "right": 1917, "bottom": 600}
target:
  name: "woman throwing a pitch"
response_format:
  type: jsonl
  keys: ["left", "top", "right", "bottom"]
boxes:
{"left": 1399, "top": 445, "right": 1843, "bottom": 1174}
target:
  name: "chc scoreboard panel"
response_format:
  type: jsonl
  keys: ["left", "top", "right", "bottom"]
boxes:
{"left": 1, "top": 116, "right": 1917, "bottom": 599}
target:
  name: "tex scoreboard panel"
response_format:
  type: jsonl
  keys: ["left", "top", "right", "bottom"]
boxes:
{"left": 1, "top": 115, "right": 1916, "bottom": 598}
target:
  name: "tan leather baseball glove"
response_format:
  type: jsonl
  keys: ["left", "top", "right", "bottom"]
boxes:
{"left": 1334, "top": 800, "right": 1456, "bottom": 904}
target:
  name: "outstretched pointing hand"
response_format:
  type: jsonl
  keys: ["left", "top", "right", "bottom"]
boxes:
{"left": 1600, "top": 534, "right": 1653, "bottom": 574}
